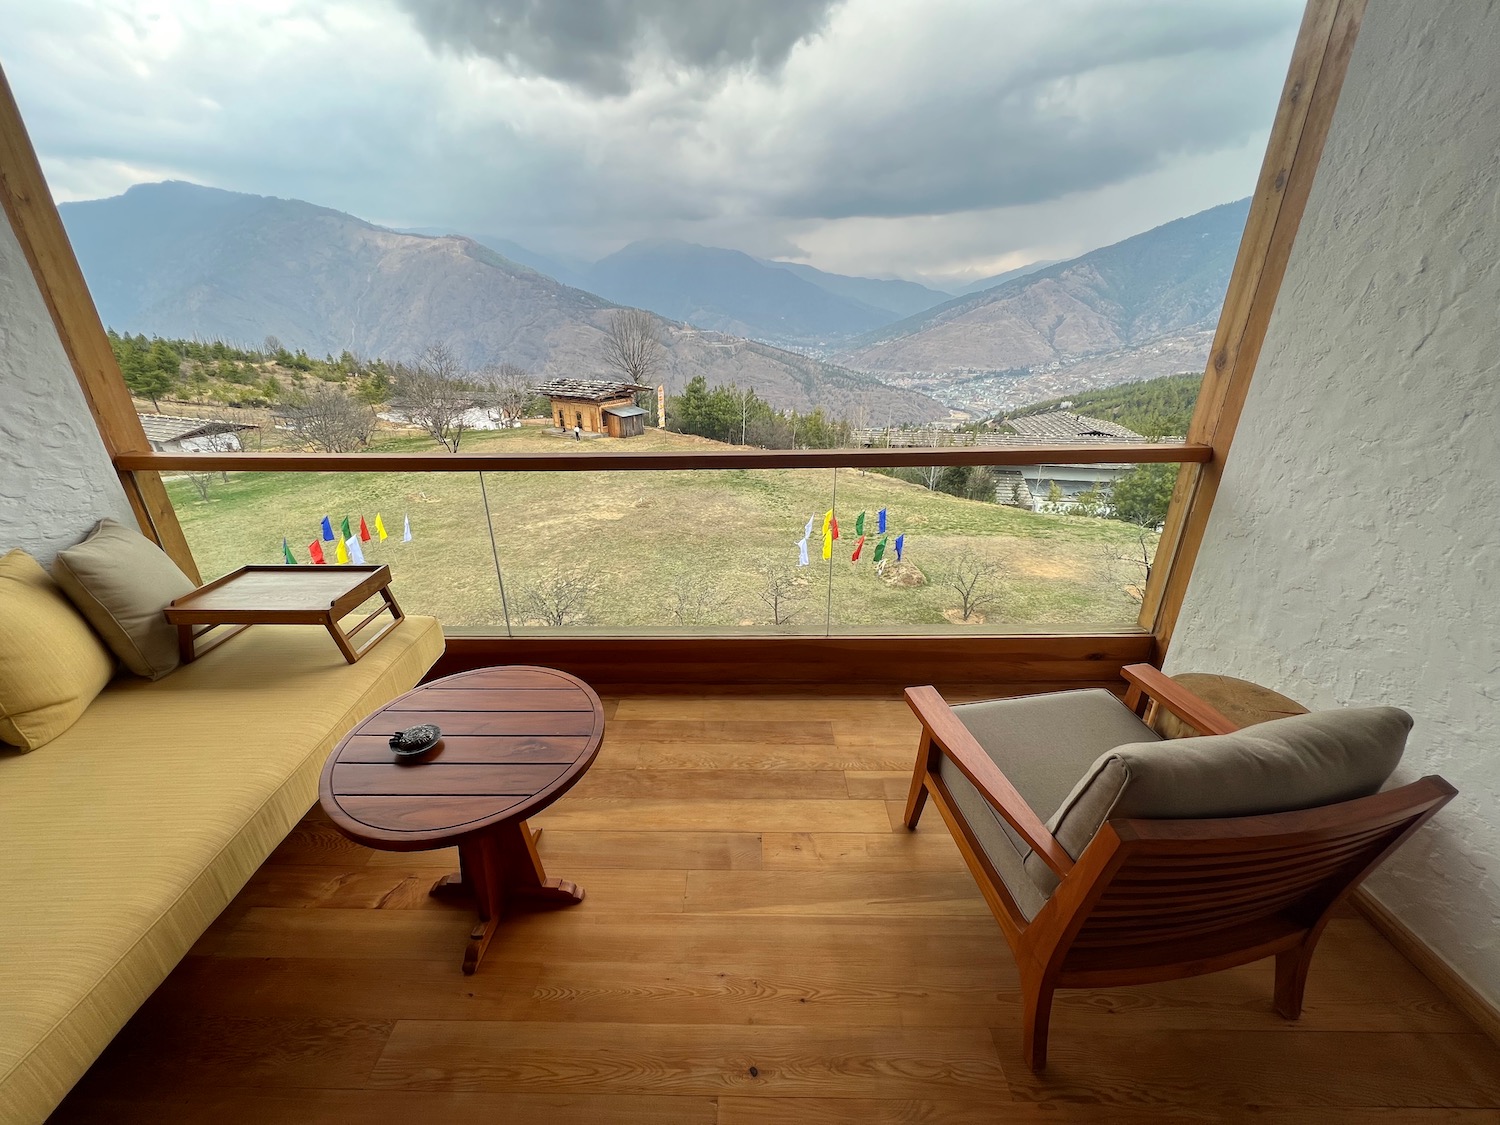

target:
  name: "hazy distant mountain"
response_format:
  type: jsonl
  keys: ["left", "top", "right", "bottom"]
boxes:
{"left": 61, "top": 182, "right": 944, "bottom": 422}
{"left": 954, "top": 259, "right": 1061, "bottom": 296}
{"left": 840, "top": 199, "right": 1250, "bottom": 384}
{"left": 759, "top": 260, "right": 953, "bottom": 319}
{"left": 583, "top": 239, "right": 895, "bottom": 344}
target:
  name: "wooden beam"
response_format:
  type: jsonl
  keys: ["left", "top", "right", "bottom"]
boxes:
{"left": 1141, "top": 0, "right": 1367, "bottom": 653}
{"left": 427, "top": 631, "right": 1153, "bottom": 694}
{"left": 0, "top": 64, "right": 200, "bottom": 582}
{"left": 113, "top": 442, "right": 1209, "bottom": 474}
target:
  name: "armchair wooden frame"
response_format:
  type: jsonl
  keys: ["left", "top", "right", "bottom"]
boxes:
{"left": 904, "top": 664, "right": 1456, "bottom": 1070}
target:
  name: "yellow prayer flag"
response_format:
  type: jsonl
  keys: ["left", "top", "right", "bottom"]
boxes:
{"left": 335, "top": 538, "right": 350, "bottom": 564}
{"left": 822, "top": 527, "right": 832, "bottom": 560}
{"left": 374, "top": 513, "right": 388, "bottom": 541}
{"left": 822, "top": 509, "right": 833, "bottom": 535}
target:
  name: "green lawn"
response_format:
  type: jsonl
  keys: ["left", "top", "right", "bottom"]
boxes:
{"left": 167, "top": 427, "right": 1161, "bottom": 632}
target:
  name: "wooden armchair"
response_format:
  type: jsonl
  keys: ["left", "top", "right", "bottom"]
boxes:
{"left": 904, "top": 664, "right": 1455, "bottom": 1071}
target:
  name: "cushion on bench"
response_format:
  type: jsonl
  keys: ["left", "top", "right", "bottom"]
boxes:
{"left": 0, "top": 616, "right": 443, "bottom": 1125}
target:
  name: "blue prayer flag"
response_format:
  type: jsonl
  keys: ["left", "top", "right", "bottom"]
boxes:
{"left": 321, "top": 516, "right": 334, "bottom": 541}
{"left": 894, "top": 533, "right": 905, "bottom": 562}
{"left": 877, "top": 508, "right": 887, "bottom": 534}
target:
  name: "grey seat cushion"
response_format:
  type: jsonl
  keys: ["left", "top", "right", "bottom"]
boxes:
{"left": 1029, "top": 705, "right": 1413, "bottom": 895}
{"left": 935, "top": 689, "right": 1160, "bottom": 921}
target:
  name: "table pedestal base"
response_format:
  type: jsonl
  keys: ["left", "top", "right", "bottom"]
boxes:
{"left": 428, "top": 821, "right": 585, "bottom": 973}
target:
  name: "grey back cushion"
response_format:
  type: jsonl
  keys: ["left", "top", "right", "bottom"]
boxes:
{"left": 1025, "top": 706, "right": 1413, "bottom": 895}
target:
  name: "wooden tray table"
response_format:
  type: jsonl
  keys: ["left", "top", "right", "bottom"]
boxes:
{"left": 164, "top": 564, "right": 404, "bottom": 665}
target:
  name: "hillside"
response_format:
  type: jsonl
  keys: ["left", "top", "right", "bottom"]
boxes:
{"left": 837, "top": 199, "right": 1249, "bottom": 410}
{"left": 584, "top": 239, "right": 897, "bottom": 343}
{"left": 1013, "top": 371, "right": 1203, "bottom": 438}
{"left": 61, "top": 182, "right": 944, "bottom": 423}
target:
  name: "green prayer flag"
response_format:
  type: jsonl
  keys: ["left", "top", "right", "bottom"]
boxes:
{"left": 855, "top": 511, "right": 866, "bottom": 537}
{"left": 282, "top": 538, "right": 296, "bottom": 565}
{"left": 340, "top": 515, "right": 352, "bottom": 540}
{"left": 873, "top": 537, "right": 887, "bottom": 563}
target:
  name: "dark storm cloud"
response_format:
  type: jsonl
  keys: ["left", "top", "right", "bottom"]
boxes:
{"left": 394, "top": 0, "right": 844, "bottom": 95}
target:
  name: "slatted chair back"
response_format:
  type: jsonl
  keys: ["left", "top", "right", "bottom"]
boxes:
{"left": 1040, "top": 777, "right": 1456, "bottom": 981}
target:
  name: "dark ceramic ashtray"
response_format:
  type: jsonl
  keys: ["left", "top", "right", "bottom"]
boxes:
{"left": 389, "top": 724, "right": 441, "bottom": 757}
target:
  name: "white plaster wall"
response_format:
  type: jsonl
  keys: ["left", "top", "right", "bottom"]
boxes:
{"left": 1168, "top": 0, "right": 1500, "bottom": 1006}
{"left": 0, "top": 210, "right": 133, "bottom": 564}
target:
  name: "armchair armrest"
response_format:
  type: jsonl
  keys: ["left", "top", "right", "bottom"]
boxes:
{"left": 904, "top": 686, "right": 1075, "bottom": 878}
{"left": 1120, "top": 663, "right": 1240, "bottom": 736}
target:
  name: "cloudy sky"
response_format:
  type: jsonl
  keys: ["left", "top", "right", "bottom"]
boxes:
{"left": 3, "top": 0, "right": 1302, "bottom": 286}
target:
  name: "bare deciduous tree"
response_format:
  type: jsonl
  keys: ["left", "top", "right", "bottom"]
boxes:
{"left": 602, "top": 308, "right": 664, "bottom": 389}
{"left": 283, "top": 383, "right": 375, "bottom": 452}
{"left": 919, "top": 464, "right": 944, "bottom": 491}
{"left": 393, "top": 342, "right": 482, "bottom": 452}
{"left": 940, "top": 549, "right": 1001, "bottom": 623}
{"left": 185, "top": 472, "right": 214, "bottom": 502}
{"left": 520, "top": 568, "right": 597, "bottom": 627}
{"left": 756, "top": 562, "right": 804, "bottom": 626}
{"left": 666, "top": 569, "right": 729, "bottom": 626}
{"left": 481, "top": 361, "right": 535, "bottom": 424}
{"left": 1100, "top": 532, "right": 1155, "bottom": 604}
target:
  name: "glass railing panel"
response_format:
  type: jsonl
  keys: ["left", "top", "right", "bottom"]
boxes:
{"left": 825, "top": 461, "right": 1177, "bottom": 632}
{"left": 165, "top": 469, "right": 505, "bottom": 627}
{"left": 480, "top": 467, "right": 837, "bottom": 634}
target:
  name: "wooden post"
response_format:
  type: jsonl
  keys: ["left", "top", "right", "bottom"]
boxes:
{"left": 0, "top": 64, "right": 200, "bottom": 582}
{"left": 1141, "top": 0, "right": 1367, "bottom": 656}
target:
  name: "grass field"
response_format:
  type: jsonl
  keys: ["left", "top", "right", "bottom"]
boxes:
{"left": 166, "top": 427, "right": 1162, "bottom": 632}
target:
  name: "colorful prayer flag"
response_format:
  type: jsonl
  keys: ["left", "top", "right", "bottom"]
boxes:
{"left": 822, "top": 510, "right": 832, "bottom": 535}
{"left": 309, "top": 540, "right": 325, "bottom": 565}
{"left": 282, "top": 538, "right": 296, "bottom": 565}
{"left": 798, "top": 537, "right": 809, "bottom": 567}
{"left": 321, "top": 516, "right": 334, "bottom": 541}
{"left": 804, "top": 514, "right": 816, "bottom": 541}
{"left": 340, "top": 516, "right": 352, "bottom": 541}
{"left": 335, "top": 538, "right": 350, "bottom": 565}
{"left": 851, "top": 535, "right": 865, "bottom": 562}
{"left": 874, "top": 537, "right": 887, "bottom": 564}
{"left": 403, "top": 515, "right": 412, "bottom": 542}
{"left": 359, "top": 516, "right": 372, "bottom": 542}
{"left": 894, "top": 533, "right": 905, "bottom": 562}
{"left": 346, "top": 536, "right": 365, "bottom": 565}
{"left": 830, "top": 514, "right": 839, "bottom": 540}
{"left": 878, "top": 508, "right": 887, "bottom": 534}
{"left": 855, "top": 511, "right": 865, "bottom": 537}
{"left": 822, "top": 527, "right": 832, "bottom": 560}
{"left": 374, "top": 513, "right": 388, "bottom": 541}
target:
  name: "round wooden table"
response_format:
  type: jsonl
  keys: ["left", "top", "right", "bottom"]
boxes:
{"left": 318, "top": 665, "right": 605, "bottom": 973}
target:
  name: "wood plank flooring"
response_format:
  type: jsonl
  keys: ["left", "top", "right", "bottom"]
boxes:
{"left": 49, "top": 695, "right": 1500, "bottom": 1124}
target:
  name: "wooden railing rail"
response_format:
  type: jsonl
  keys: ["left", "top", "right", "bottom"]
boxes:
{"left": 114, "top": 442, "right": 1209, "bottom": 474}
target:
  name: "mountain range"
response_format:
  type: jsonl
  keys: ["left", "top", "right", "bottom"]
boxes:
{"left": 60, "top": 182, "right": 945, "bottom": 423}
{"left": 835, "top": 199, "right": 1250, "bottom": 412}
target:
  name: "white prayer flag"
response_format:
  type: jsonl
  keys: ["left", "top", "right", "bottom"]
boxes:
{"left": 346, "top": 536, "right": 366, "bottom": 565}
{"left": 797, "top": 537, "right": 809, "bottom": 567}
{"left": 403, "top": 515, "right": 412, "bottom": 542}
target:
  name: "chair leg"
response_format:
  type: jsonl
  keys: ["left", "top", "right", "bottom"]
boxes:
{"left": 1274, "top": 938, "right": 1317, "bottom": 1019}
{"left": 1022, "top": 973, "right": 1056, "bottom": 1072}
{"left": 903, "top": 735, "right": 936, "bottom": 830}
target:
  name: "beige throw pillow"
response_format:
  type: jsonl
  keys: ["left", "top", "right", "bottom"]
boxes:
{"left": 51, "top": 518, "right": 197, "bottom": 680}
{"left": 0, "top": 549, "right": 116, "bottom": 750}
{"left": 1026, "top": 705, "right": 1412, "bottom": 895}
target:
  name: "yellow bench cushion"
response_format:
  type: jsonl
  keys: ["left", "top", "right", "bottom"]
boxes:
{"left": 0, "top": 615, "right": 443, "bottom": 1125}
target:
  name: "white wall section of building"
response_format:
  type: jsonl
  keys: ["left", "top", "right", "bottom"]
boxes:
{"left": 0, "top": 208, "right": 133, "bottom": 564}
{"left": 1168, "top": 0, "right": 1500, "bottom": 1008}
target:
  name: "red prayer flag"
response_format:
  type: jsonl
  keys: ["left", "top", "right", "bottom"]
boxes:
{"left": 850, "top": 534, "right": 865, "bottom": 562}
{"left": 830, "top": 514, "right": 840, "bottom": 540}
{"left": 309, "top": 540, "right": 326, "bottom": 565}
{"left": 359, "top": 516, "right": 372, "bottom": 542}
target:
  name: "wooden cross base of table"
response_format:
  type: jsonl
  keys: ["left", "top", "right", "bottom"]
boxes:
{"left": 428, "top": 823, "right": 583, "bottom": 973}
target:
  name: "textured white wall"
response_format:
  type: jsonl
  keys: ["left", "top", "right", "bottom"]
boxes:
{"left": 1168, "top": 0, "right": 1500, "bottom": 1007}
{"left": 0, "top": 209, "right": 133, "bottom": 563}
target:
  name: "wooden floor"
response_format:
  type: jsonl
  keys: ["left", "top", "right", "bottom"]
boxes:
{"left": 51, "top": 696, "right": 1500, "bottom": 1124}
